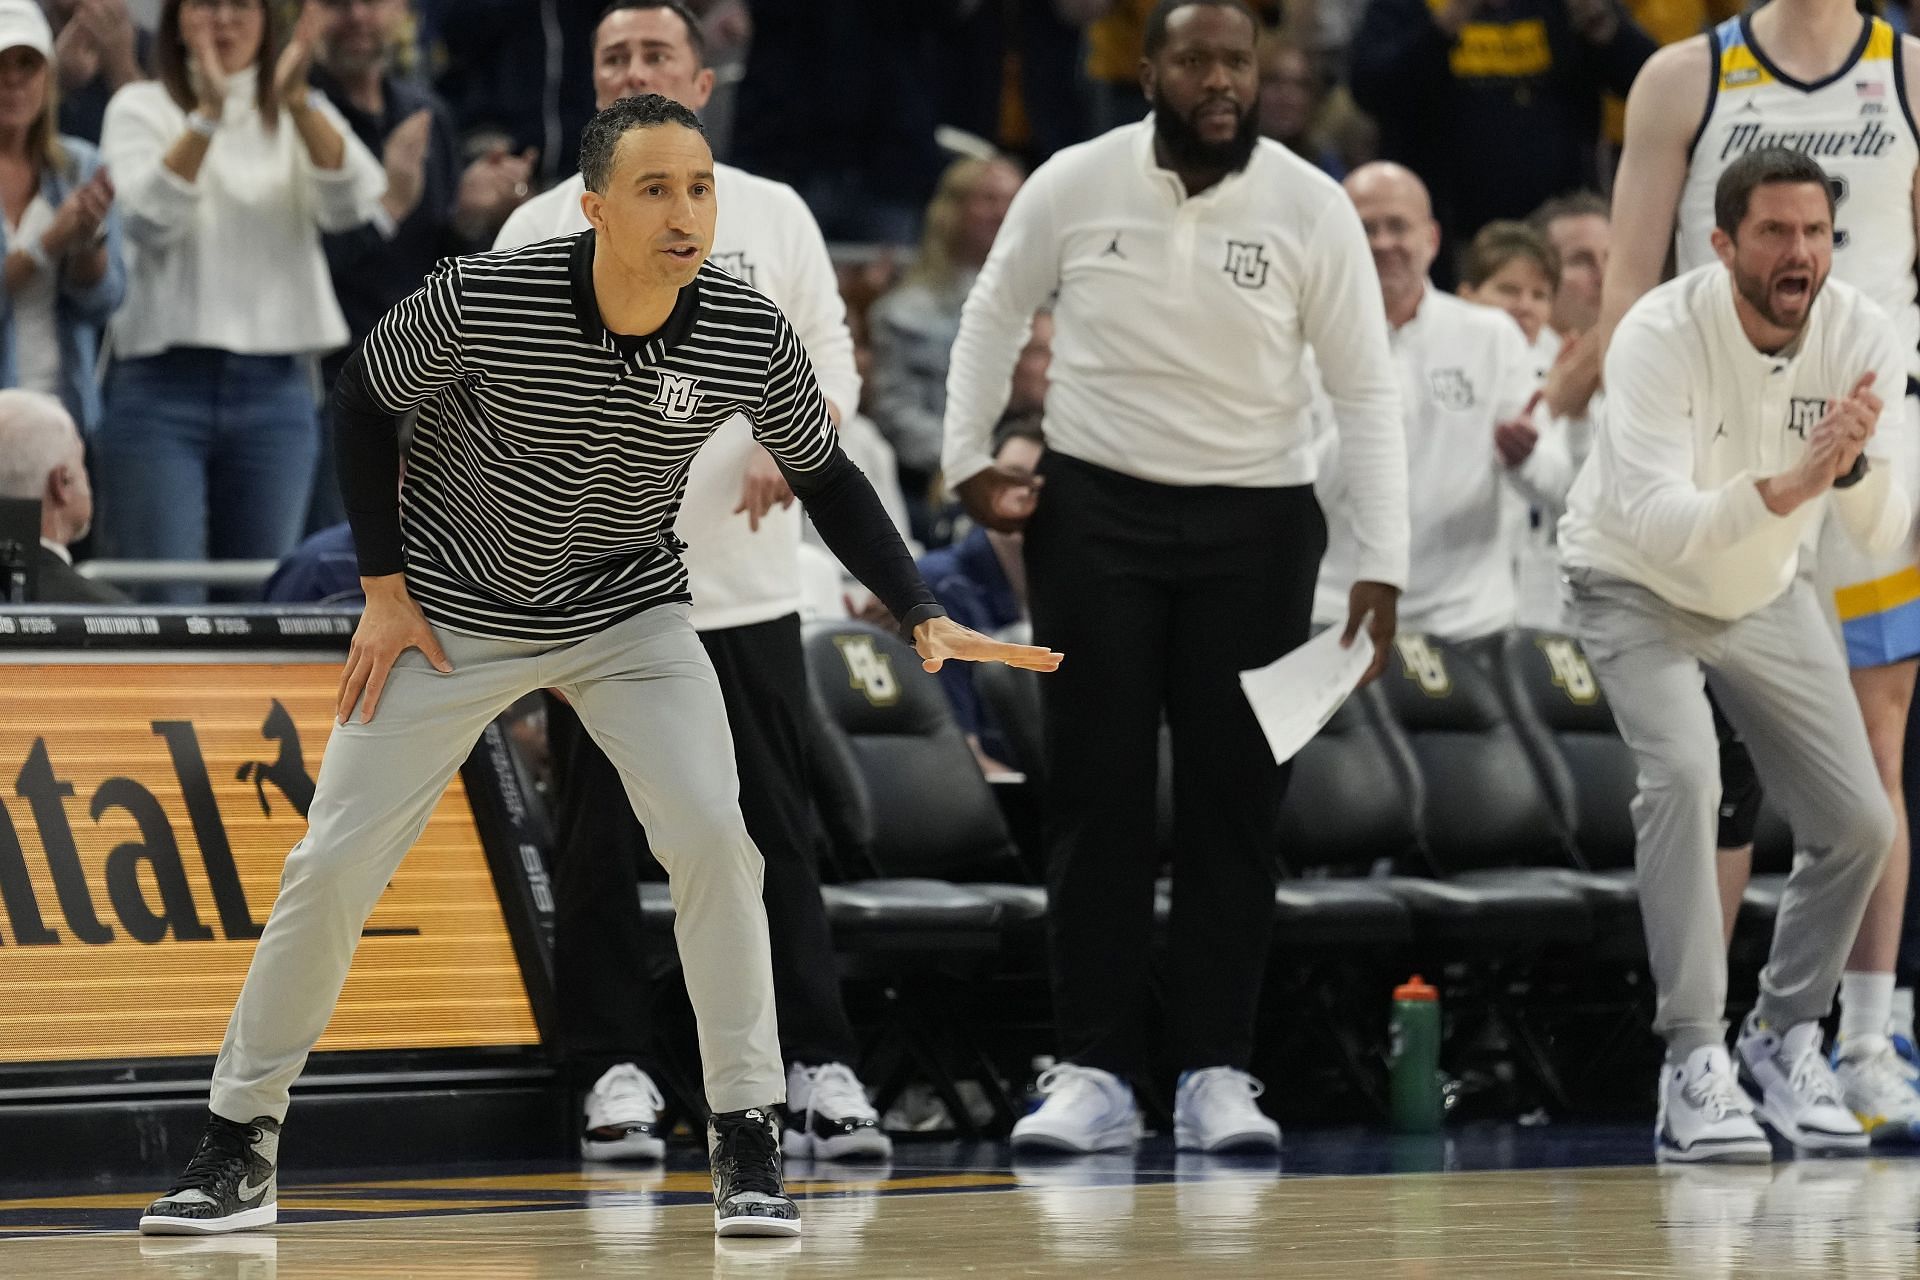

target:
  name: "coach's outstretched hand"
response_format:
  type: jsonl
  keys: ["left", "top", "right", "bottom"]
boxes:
{"left": 336, "top": 575, "right": 454, "bottom": 724}
{"left": 913, "top": 616, "right": 1063, "bottom": 674}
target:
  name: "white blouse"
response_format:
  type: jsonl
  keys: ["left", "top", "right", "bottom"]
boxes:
{"left": 100, "top": 67, "right": 385, "bottom": 359}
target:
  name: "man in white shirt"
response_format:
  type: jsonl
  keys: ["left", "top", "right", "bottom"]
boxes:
{"left": 942, "top": 0, "right": 1408, "bottom": 1156}
{"left": 1601, "top": 0, "right": 1920, "bottom": 1138}
{"left": 1314, "top": 162, "right": 1547, "bottom": 643}
{"left": 1561, "top": 150, "right": 1910, "bottom": 1163}
{"left": 492, "top": 0, "right": 887, "bottom": 1164}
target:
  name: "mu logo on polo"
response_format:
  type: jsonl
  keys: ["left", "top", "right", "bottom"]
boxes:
{"left": 654, "top": 372, "right": 704, "bottom": 420}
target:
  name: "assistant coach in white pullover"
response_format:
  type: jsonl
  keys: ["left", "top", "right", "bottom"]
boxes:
{"left": 1562, "top": 149, "right": 1911, "bottom": 1163}
{"left": 943, "top": 0, "right": 1407, "bottom": 1155}
{"left": 492, "top": 2, "right": 889, "bottom": 1163}
{"left": 1314, "top": 163, "right": 1552, "bottom": 643}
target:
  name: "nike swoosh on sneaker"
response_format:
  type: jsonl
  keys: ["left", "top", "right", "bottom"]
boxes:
{"left": 237, "top": 1176, "right": 273, "bottom": 1202}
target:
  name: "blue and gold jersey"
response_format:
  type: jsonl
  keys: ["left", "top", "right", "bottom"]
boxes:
{"left": 1678, "top": 15, "right": 1920, "bottom": 371}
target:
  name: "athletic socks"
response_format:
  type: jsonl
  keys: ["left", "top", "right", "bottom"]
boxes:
{"left": 1892, "top": 987, "right": 1915, "bottom": 1044}
{"left": 1839, "top": 971, "right": 1896, "bottom": 1058}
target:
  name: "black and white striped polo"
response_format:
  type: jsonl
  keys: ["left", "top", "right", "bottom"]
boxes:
{"left": 336, "top": 231, "right": 851, "bottom": 643}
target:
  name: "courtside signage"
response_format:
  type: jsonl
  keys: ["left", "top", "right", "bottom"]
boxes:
{"left": 0, "top": 663, "right": 539, "bottom": 1063}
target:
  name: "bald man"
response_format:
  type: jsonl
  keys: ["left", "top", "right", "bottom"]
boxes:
{"left": 1313, "top": 163, "right": 1561, "bottom": 642}
{"left": 0, "top": 389, "right": 123, "bottom": 605}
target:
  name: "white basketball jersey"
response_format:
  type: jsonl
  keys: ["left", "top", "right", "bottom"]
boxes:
{"left": 1677, "top": 15, "right": 1920, "bottom": 374}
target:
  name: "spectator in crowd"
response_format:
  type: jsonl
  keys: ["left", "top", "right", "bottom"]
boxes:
{"left": 48, "top": 0, "right": 149, "bottom": 144}
{"left": 1066, "top": 0, "right": 1281, "bottom": 133}
{"left": 1529, "top": 189, "right": 1609, "bottom": 420}
{"left": 261, "top": 519, "right": 356, "bottom": 602}
{"left": 867, "top": 153, "right": 1023, "bottom": 543}
{"left": 729, "top": 0, "right": 953, "bottom": 243}
{"left": 0, "top": 387, "right": 124, "bottom": 603}
{"left": 413, "top": 0, "right": 581, "bottom": 188}
{"left": 1314, "top": 163, "right": 1554, "bottom": 642}
{"left": 1457, "top": 219, "right": 1561, "bottom": 374}
{"left": 0, "top": 1, "right": 124, "bottom": 433}
{"left": 1255, "top": 31, "right": 1344, "bottom": 178}
{"left": 920, "top": 414, "right": 1043, "bottom": 776}
{"left": 1454, "top": 217, "right": 1588, "bottom": 629}
{"left": 1349, "top": 0, "right": 1656, "bottom": 256}
{"left": 96, "top": 0, "right": 385, "bottom": 601}
{"left": 942, "top": 0, "right": 1086, "bottom": 165}
{"left": 306, "top": 0, "right": 531, "bottom": 530}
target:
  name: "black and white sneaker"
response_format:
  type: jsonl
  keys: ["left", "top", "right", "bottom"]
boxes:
{"left": 139, "top": 1113, "right": 281, "bottom": 1235}
{"left": 709, "top": 1106, "right": 801, "bottom": 1237}
{"left": 784, "top": 1062, "right": 892, "bottom": 1160}
{"left": 581, "top": 1063, "right": 667, "bottom": 1162}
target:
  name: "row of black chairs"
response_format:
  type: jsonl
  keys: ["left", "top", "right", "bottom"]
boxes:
{"left": 545, "top": 620, "right": 1795, "bottom": 1130}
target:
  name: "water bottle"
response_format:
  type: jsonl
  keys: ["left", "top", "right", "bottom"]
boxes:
{"left": 1389, "top": 974, "right": 1443, "bottom": 1133}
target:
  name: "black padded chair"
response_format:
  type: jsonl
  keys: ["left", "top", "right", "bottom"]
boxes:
{"left": 1369, "top": 632, "right": 1593, "bottom": 947}
{"left": 1273, "top": 687, "right": 1418, "bottom": 950}
{"left": 1494, "top": 629, "right": 1643, "bottom": 937}
{"left": 802, "top": 619, "right": 1044, "bottom": 1131}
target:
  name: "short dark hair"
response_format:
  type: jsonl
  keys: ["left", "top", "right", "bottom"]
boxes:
{"left": 1459, "top": 220, "right": 1560, "bottom": 292}
{"left": 579, "top": 95, "right": 706, "bottom": 194}
{"left": 1143, "top": 0, "right": 1260, "bottom": 59}
{"left": 1529, "top": 191, "right": 1608, "bottom": 234}
{"left": 1714, "top": 147, "right": 1835, "bottom": 237}
{"left": 597, "top": 0, "right": 707, "bottom": 65}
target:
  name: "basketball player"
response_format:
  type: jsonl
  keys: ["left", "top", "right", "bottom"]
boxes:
{"left": 1564, "top": 148, "right": 1909, "bottom": 1163}
{"left": 135, "top": 94, "right": 1061, "bottom": 1239}
{"left": 1602, "top": 0, "right": 1920, "bottom": 1139}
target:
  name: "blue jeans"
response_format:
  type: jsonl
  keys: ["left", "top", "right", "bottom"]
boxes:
{"left": 97, "top": 348, "right": 321, "bottom": 603}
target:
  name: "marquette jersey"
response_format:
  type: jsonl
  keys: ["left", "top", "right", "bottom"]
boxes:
{"left": 1677, "top": 15, "right": 1920, "bottom": 373}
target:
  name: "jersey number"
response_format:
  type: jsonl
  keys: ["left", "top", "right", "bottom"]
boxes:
{"left": 1830, "top": 175, "right": 1850, "bottom": 250}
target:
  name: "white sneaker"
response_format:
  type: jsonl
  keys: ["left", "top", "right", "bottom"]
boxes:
{"left": 1654, "top": 1046, "right": 1771, "bottom": 1164}
{"left": 581, "top": 1063, "right": 666, "bottom": 1162}
{"left": 1736, "top": 1020, "right": 1868, "bottom": 1154}
{"left": 1835, "top": 1037, "right": 1920, "bottom": 1143}
{"left": 1173, "top": 1067, "right": 1281, "bottom": 1153}
{"left": 782, "top": 1062, "right": 892, "bottom": 1160}
{"left": 1010, "top": 1064, "right": 1142, "bottom": 1153}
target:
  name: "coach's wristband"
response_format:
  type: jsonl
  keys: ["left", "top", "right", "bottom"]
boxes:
{"left": 1833, "top": 455, "right": 1870, "bottom": 489}
{"left": 186, "top": 111, "right": 219, "bottom": 138}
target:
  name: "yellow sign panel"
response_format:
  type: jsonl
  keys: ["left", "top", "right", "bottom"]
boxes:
{"left": 0, "top": 663, "right": 539, "bottom": 1063}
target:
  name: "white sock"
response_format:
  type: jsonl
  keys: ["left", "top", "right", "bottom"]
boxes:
{"left": 1893, "top": 988, "right": 1916, "bottom": 1043}
{"left": 1839, "top": 971, "right": 1895, "bottom": 1055}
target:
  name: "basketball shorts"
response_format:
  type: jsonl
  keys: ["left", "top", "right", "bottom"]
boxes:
{"left": 1813, "top": 388, "right": 1920, "bottom": 669}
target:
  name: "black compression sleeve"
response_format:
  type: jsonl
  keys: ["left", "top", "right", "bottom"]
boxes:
{"left": 330, "top": 349, "right": 407, "bottom": 577}
{"left": 781, "top": 446, "right": 946, "bottom": 632}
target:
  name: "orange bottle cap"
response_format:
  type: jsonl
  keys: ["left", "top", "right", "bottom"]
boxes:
{"left": 1394, "top": 975, "right": 1438, "bottom": 1001}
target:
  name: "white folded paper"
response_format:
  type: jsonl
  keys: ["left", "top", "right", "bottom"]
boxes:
{"left": 1238, "top": 623, "right": 1375, "bottom": 765}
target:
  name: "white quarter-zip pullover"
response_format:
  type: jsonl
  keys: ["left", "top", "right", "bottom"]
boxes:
{"left": 494, "top": 165, "right": 860, "bottom": 631}
{"left": 1315, "top": 287, "right": 1538, "bottom": 638}
{"left": 941, "top": 120, "right": 1409, "bottom": 589}
{"left": 1560, "top": 263, "right": 1911, "bottom": 619}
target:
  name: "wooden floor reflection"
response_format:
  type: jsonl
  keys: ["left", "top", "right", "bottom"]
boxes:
{"left": 8, "top": 1156, "right": 1920, "bottom": 1278}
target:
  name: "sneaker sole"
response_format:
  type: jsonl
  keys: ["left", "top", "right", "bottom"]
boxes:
{"left": 1174, "top": 1123, "right": 1281, "bottom": 1154}
{"left": 1655, "top": 1135, "right": 1772, "bottom": 1165}
{"left": 1752, "top": 1101, "right": 1870, "bottom": 1154}
{"left": 138, "top": 1203, "right": 277, "bottom": 1235}
{"left": 581, "top": 1133, "right": 665, "bottom": 1163}
{"left": 714, "top": 1211, "right": 802, "bottom": 1238}
{"left": 1009, "top": 1126, "right": 1140, "bottom": 1154}
{"left": 1856, "top": 1113, "right": 1920, "bottom": 1144}
{"left": 786, "top": 1128, "right": 893, "bottom": 1161}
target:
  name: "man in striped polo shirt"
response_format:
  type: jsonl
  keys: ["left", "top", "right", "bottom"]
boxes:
{"left": 138, "top": 94, "right": 1060, "bottom": 1241}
